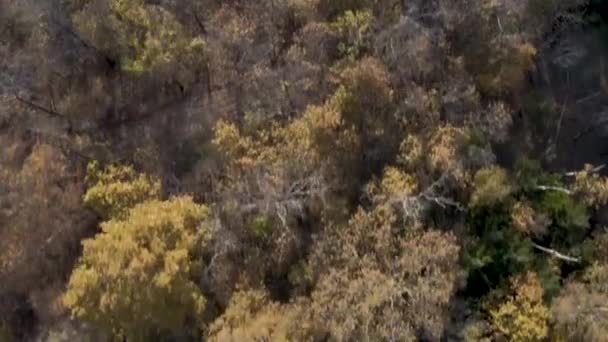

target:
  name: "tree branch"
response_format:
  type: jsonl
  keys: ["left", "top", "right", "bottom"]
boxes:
{"left": 533, "top": 243, "right": 580, "bottom": 263}
{"left": 533, "top": 185, "right": 573, "bottom": 195}
{"left": 193, "top": 11, "right": 208, "bottom": 36}
{"left": 389, "top": 171, "right": 465, "bottom": 214}
{"left": 564, "top": 164, "right": 606, "bottom": 177}
{"left": 14, "top": 94, "right": 65, "bottom": 118}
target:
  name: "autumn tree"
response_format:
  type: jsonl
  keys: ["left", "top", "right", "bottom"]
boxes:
{"left": 0, "top": 142, "right": 91, "bottom": 338}
{"left": 63, "top": 196, "right": 211, "bottom": 341}
{"left": 4, "top": 0, "right": 608, "bottom": 340}
{"left": 490, "top": 272, "right": 550, "bottom": 342}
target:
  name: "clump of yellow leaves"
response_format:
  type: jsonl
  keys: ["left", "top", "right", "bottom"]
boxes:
{"left": 71, "top": 0, "right": 205, "bottom": 76}
{"left": 470, "top": 166, "right": 512, "bottom": 207}
{"left": 511, "top": 200, "right": 549, "bottom": 237}
{"left": 490, "top": 272, "right": 550, "bottom": 342}
{"left": 83, "top": 161, "right": 160, "bottom": 219}
{"left": 64, "top": 196, "right": 211, "bottom": 341}
{"left": 573, "top": 164, "right": 608, "bottom": 208}
{"left": 208, "top": 289, "right": 305, "bottom": 342}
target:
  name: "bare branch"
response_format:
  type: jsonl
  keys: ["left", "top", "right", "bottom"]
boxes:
{"left": 421, "top": 194, "right": 466, "bottom": 211}
{"left": 575, "top": 91, "right": 602, "bottom": 104}
{"left": 389, "top": 171, "right": 465, "bottom": 217}
{"left": 14, "top": 94, "right": 66, "bottom": 119}
{"left": 533, "top": 243, "right": 580, "bottom": 263}
{"left": 564, "top": 164, "right": 606, "bottom": 177}
{"left": 533, "top": 185, "right": 573, "bottom": 195}
{"left": 554, "top": 102, "right": 567, "bottom": 148}
{"left": 193, "top": 11, "right": 208, "bottom": 36}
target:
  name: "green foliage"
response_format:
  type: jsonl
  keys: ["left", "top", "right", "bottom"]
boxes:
{"left": 513, "top": 157, "right": 559, "bottom": 192}
{"left": 83, "top": 161, "right": 160, "bottom": 220}
{"left": 468, "top": 128, "right": 488, "bottom": 148}
{"left": 63, "top": 196, "right": 210, "bottom": 341}
{"left": 465, "top": 159, "right": 589, "bottom": 299}
{"left": 522, "top": 92, "right": 558, "bottom": 127}
{"left": 249, "top": 215, "right": 274, "bottom": 239}
{"left": 317, "top": 0, "right": 371, "bottom": 19}
{"left": 539, "top": 191, "right": 589, "bottom": 229}
{"left": 465, "top": 204, "right": 535, "bottom": 295}
{"left": 511, "top": 157, "right": 588, "bottom": 248}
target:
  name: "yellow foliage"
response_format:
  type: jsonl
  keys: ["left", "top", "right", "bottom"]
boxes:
{"left": 511, "top": 200, "right": 548, "bottom": 236}
{"left": 331, "top": 10, "right": 373, "bottom": 59}
{"left": 397, "top": 134, "right": 424, "bottom": 170}
{"left": 573, "top": 164, "right": 608, "bottom": 208}
{"left": 0, "top": 143, "right": 84, "bottom": 291}
{"left": 490, "top": 272, "right": 550, "bottom": 342}
{"left": 83, "top": 161, "right": 160, "bottom": 219}
{"left": 63, "top": 196, "right": 210, "bottom": 341}
{"left": 553, "top": 278, "right": 608, "bottom": 342}
{"left": 477, "top": 40, "right": 537, "bottom": 96}
{"left": 470, "top": 166, "right": 512, "bottom": 207}
{"left": 213, "top": 120, "right": 259, "bottom": 168}
{"left": 339, "top": 57, "right": 393, "bottom": 120}
{"left": 428, "top": 125, "right": 469, "bottom": 175}
{"left": 310, "top": 267, "right": 413, "bottom": 341}
{"left": 207, "top": 290, "right": 305, "bottom": 342}
{"left": 308, "top": 227, "right": 461, "bottom": 341}
{"left": 378, "top": 167, "right": 418, "bottom": 198}
{"left": 72, "top": 0, "right": 206, "bottom": 75}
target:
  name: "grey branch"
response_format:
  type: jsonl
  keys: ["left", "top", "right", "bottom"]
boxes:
{"left": 533, "top": 185, "right": 573, "bottom": 195}
{"left": 389, "top": 171, "right": 465, "bottom": 215}
{"left": 533, "top": 243, "right": 581, "bottom": 263}
{"left": 564, "top": 164, "right": 606, "bottom": 177}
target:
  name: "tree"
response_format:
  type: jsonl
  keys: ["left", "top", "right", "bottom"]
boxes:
{"left": 552, "top": 278, "right": 608, "bottom": 341}
{"left": 552, "top": 260, "right": 608, "bottom": 341}
{"left": 0, "top": 143, "right": 91, "bottom": 337}
{"left": 490, "top": 272, "right": 550, "bottom": 342}
{"left": 63, "top": 196, "right": 211, "bottom": 341}
{"left": 306, "top": 198, "right": 462, "bottom": 340}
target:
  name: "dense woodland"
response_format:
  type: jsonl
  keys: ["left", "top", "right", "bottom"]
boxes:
{"left": 4, "top": 0, "right": 608, "bottom": 341}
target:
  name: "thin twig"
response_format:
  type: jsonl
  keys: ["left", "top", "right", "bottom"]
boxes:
{"left": 554, "top": 103, "right": 567, "bottom": 147}
{"left": 193, "top": 11, "right": 207, "bottom": 36}
{"left": 575, "top": 91, "right": 602, "bottom": 104}
{"left": 14, "top": 94, "right": 65, "bottom": 118}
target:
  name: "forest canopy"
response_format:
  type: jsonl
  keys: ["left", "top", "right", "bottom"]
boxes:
{"left": 3, "top": 0, "right": 608, "bottom": 341}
